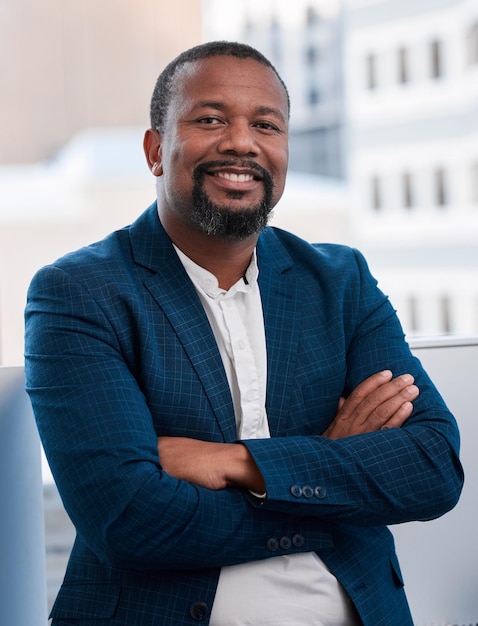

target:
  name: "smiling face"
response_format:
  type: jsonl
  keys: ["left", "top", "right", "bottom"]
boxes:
{"left": 144, "top": 55, "right": 289, "bottom": 241}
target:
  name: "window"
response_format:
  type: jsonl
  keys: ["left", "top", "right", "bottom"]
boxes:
{"left": 402, "top": 172, "right": 415, "bottom": 209}
{"left": 306, "top": 46, "right": 319, "bottom": 66}
{"left": 366, "top": 53, "right": 377, "bottom": 90}
{"left": 467, "top": 22, "right": 478, "bottom": 65}
{"left": 308, "top": 87, "right": 320, "bottom": 105}
{"left": 430, "top": 39, "right": 444, "bottom": 79}
{"left": 472, "top": 162, "right": 478, "bottom": 203}
{"left": 270, "top": 14, "right": 280, "bottom": 33}
{"left": 244, "top": 17, "right": 254, "bottom": 37}
{"left": 407, "top": 295, "right": 419, "bottom": 334}
{"left": 270, "top": 14, "right": 282, "bottom": 64}
{"left": 434, "top": 167, "right": 448, "bottom": 207}
{"left": 475, "top": 296, "right": 478, "bottom": 333}
{"left": 370, "top": 175, "right": 383, "bottom": 210}
{"left": 440, "top": 295, "right": 452, "bottom": 334}
{"left": 306, "top": 5, "right": 320, "bottom": 26}
{"left": 397, "top": 47, "right": 409, "bottom": 84}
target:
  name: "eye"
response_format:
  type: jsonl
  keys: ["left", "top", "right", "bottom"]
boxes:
{"left": 197, "top": 116, "right": 222, "bottom": 125}
{"left": 253, "top": 121, "right": 282, "bottom": 133}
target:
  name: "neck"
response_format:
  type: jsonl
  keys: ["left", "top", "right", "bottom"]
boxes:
{"left": 160, "top": 210, "right": 258, "bottom": 291}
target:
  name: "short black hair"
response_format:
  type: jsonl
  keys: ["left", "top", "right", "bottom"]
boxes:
{"left": 149, "top": 40, "right": 290, "bottom": 131}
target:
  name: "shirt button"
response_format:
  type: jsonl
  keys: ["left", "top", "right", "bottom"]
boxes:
{"left": 237, "top": 339, "right": 246, "bottom": 349}
{"left": 189, "top": 601, "right": 209, "bottom": 621}
{"left": 302, "top": 485, "right": 314, "bottom": 499}
{"left": 292, "top": 534, "right": 305, "bottom": 548}
{"left": 314, "top": 486, "right": 327, "bottom": 499}
{"left": 290, "top": 485, "right": 303, "bottom": 498}
{"left": 279, "top": 536, "right": 292, "bottom": 550}
{"left": 266, "top": 537, "right": 279, "bottom": 552}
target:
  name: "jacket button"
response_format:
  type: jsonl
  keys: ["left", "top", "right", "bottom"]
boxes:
{"left": 279, "top": 536, "right": 292, "bottom": 550}
{"left": 189, "top": 601, "right": 209, "bottom": 621}
{"left": 292, "top": 533, "right": 305, "bottom": 548}
{"left": 302, "top": 485, "right": 314, "bottom": 498}
{"left": 266, "top": 537, "right": 279, "bottom": 551}
{"left": 314, "top": 486, "right": 327, "bottom": 499}
{"left": 290, "top": 484, "right": 302, "bottom": 497}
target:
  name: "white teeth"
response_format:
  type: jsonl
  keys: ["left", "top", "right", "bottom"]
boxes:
{"left": 216, "top": 172, "right": 253, "bottom": 182}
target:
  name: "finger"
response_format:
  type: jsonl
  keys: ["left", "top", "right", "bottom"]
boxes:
{"left": 338, "top": 370, "right": 393, "bottom": 419}
{"left": 350, "top": 370, "right": 393, "bottom": 401}
{"left": 324, "top": 372, "right": 418, "bottom": 439}
{"left": 364, "top": 383, "right": 419, "bottom": 430}
{"left": 380, "top": 402, "right": 413, "bottom": 430}
{"left": 380, "top": 397, "right": 416, "bottom": 430}
{"left": 354, "top": 374, "right": 416, "bottom": 421}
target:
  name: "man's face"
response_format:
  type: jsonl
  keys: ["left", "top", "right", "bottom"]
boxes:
{"left": 153, "top": 55, "right": 289, "bottom": 239}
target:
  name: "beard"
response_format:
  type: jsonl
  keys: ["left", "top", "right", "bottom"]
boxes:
{"left": 190, "top": 160, "right": 275, "bottom": 240}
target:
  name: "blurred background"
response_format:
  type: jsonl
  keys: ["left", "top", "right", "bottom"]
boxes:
{"left": 1, "top": 0, "right": 477, "bottom": 613}
{"left": 1, "top": 0, "right": 478, "bottom": 366}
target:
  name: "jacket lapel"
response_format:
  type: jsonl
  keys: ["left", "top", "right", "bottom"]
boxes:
{"left": 128, "top": 204, "right": 300, "bottom": 442}
{"left": 257, "top": 229, "right": 301, "bottom": 437}
{"left": 129, "top": 204, "right": 237, "bottom": 443}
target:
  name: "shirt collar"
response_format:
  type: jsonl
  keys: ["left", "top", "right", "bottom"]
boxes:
{"left": 173, "top": 244, "right": 259, "bottom": 300}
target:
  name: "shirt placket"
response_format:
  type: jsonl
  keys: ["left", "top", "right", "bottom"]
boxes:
{"left": 220, "top": 294, "right": 264, "bottom": 440}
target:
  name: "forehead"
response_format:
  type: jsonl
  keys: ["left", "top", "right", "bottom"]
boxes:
{"left": 170, "top": 56, "right": 289, "bottom": 120}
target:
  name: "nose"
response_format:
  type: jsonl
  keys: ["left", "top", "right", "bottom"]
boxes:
{"left": 217, "top": 119, "right": 258, "bottom": 156}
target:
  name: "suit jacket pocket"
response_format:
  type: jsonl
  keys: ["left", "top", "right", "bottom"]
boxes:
{"left": 50, "top": 581, "right": 120, "bottom": 619}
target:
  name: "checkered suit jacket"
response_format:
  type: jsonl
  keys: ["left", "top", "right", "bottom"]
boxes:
{"left": 25, "top": 203, "right": 463, "bottom": 625}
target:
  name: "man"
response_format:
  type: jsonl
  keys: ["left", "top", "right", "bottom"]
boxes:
{"left": 25, "top": 41, "right": 463, "bottom": 625}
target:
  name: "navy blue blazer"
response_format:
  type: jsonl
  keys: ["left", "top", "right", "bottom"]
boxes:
{"left": 25, "top": 203, "right": 463, "bottom": 625}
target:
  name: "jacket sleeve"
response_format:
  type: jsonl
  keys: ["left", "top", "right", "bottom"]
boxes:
{"left": 24, "top": 263, "right": 333, "bottom": 572}
{"left": 243, "top": 248, "right": 464, "bottom": 526}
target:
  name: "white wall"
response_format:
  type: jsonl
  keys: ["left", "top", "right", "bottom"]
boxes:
{"left": 393, "top": 335, "right": 478, "bottom": 625}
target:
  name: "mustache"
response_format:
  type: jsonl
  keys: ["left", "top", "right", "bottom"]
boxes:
{"left": 193, "top": 160, "right": 273, "bottom": 186}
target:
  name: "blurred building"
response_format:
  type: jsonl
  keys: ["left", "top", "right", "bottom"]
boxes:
{"left": 2, "top": 0, "right": 478, "bottom": 365}
{"left": 203, "top": 0, "right": 346, "bottom": 178}
{"left": 203, "top": 0, "right": 478, "bottom": 337}
{"left": 0, "top": 0, "right": 202, "bottom": 163}
{"left": 0, "top": 0, "right": 203, "bottom": 364}
{"left": 344, "top": 0, "right": 478, "bottom": 336}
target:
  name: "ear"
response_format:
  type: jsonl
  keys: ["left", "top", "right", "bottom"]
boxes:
{"left": 143, "top": 128, "right": 163, "bottom": 176}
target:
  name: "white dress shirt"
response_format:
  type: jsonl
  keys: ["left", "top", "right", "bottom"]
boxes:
{"left": 174, "top": 246, "right": 360, "bottom": 626}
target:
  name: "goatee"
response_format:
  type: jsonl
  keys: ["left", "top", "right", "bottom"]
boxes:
{"left": 190, "top": 161, "right": 275, "bottom": 240}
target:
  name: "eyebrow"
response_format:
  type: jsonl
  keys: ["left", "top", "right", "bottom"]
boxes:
{"left": 192, "top": 101, "right": 287, "bottom": 123}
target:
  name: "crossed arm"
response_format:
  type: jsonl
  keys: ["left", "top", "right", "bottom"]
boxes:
{"left": 158, "top": 369, "right": 419, "bottom": 493}
{"left": 26, "top": 258, "right": 463, "bottom": 569}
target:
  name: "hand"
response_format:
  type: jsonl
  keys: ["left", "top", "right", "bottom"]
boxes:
{"left": 322, "top": 370, "right": 419, "bottom": 440}
{"left": 157, "top": 437, "right": 265, "bottom": 493}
